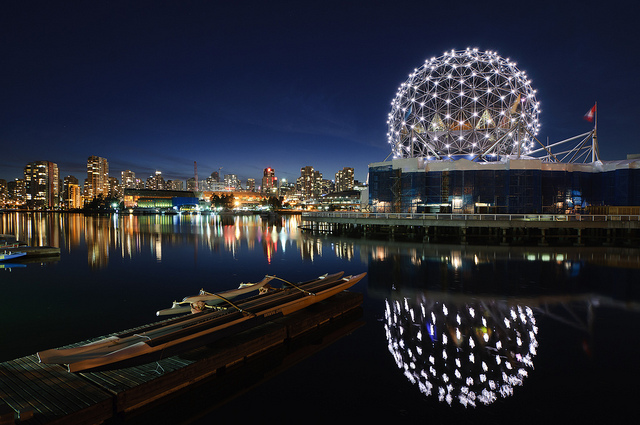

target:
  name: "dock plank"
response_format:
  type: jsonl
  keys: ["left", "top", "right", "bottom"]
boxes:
{"left": 0, "top": 355, "right": 113, "bottom": 425}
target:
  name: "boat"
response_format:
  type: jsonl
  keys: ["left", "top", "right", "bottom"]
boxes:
{"left": 0, "top": 263, "right": 26, "bottom": 270}
{"left": 156, "top": 275, "right": 276, "bottom": 316}
{"left": 0, "top": 251, "right": 26, "bottom": 262}
{"left": 38, "top": 271, "right": 365, "bottom": 372}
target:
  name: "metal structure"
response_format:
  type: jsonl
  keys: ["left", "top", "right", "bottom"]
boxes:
{"left": 387, "top": 48, "right": 541, "bottom": 160}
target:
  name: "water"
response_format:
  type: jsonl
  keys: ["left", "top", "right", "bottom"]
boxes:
{"left": 1, "top": 212, "right": 639, "bottom": 423}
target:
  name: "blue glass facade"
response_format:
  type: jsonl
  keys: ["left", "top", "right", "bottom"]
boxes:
{"left": 369, "top": 160, "right": 640, "bottom": 214}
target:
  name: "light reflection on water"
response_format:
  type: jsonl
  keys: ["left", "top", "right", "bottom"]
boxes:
{"left": 385, "top": 293, "right": 539, "bottom": 407}
{"left": 1, "top": 211, "right": 640, "bottom": 421}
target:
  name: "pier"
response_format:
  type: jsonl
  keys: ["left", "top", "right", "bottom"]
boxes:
{"left": 0, "top": 291, "right": 363, "bottom": 424}
{"left": 301, "top": 212, "right": 640, "bottom": 247}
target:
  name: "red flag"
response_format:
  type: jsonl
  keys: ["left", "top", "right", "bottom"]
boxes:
{"left": 583, "top": 104, "right": 596, "bottom": 122}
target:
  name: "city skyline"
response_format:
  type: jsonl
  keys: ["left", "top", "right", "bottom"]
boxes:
{"left": 2, "top": 1, "right": 639, "bottom": 184}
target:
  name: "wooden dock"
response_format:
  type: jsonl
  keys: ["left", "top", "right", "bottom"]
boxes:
{"left": 301, "top": 212, "right": 640, "bottom": 246}
{"left": 0, "top": 291, "right": 363, "bottom": 425}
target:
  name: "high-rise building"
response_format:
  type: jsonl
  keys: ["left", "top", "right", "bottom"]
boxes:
{"left": 63, "top": 175, "right": 82, "bottom": 209}
{"left": 224, "top": 174, "right": 240, "bottom": 190}
{"left": 147, "top": 171, "right": 165, "bottom": 190}
{"left": 62, "top": 176, "right": 79, "bottom": 208}
{"left": 166, "top": 180, "right": 184, "bottom": 191}
{"left": 108, "top": 176, "right": 120, "bottom": 198}
{"left": 24, "top": 160, "right": 59, "bottom": 209}
{"left": 247, "top": 178, "right": 256, "bottom": 192}
{"left": 7, "top": 179, "right": 25, "bottom": 206}
{"left": 186, "top": 178, "right": 197, "bottom": 191}
{"left": 121, "top": 170, "right": 136, "bottom": 189}
{"left": 262, "top": 167, "right": 277, "bottom": 195}
{"left": 335, "top": 167, "right": 354, "bottom": 192}
{"left": 87, "top": 156, "right": 109, "bottom": 199}
{"left": 0, "top": 179, "right": 6, "bottom": 206}
{"left": 297, "top": 166, "right": 323, "bottom": 200}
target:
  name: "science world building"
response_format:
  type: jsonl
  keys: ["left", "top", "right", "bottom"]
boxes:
{"left": 369, "top": 48, "right": 640, "bottom": 214}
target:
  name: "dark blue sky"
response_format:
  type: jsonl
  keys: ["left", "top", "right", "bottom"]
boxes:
{"left": 1, "top": 0, "right": 638, "bottom": 185}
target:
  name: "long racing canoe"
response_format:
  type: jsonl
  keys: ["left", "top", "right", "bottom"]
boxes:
{"left": 38, "top": 271, "right": 363, "bottom": 372}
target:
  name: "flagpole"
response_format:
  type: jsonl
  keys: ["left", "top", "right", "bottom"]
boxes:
{"left": 592, "top": 101, "right": 598, "bottom": 162}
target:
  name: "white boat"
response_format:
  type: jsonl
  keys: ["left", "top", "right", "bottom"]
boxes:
{"left": 0, "top": 251, "right": 26, "bottom": 262}
{"left": 37, "top": 271, "right": 365, "bottom": 372}
{"left": 156, "top": 275, "right": 276, "bottom": 316}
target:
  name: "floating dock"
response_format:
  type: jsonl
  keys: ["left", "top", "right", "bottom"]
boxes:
{"left": 0, "top": 291, "right": 363, "bottom": 425}
{"left": 3, "top": 246, "right": 61, "bottom": 259}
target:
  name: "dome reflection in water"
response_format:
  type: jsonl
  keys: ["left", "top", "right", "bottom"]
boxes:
{"left": 384, "top": 292, "right": 538, "bottom": 407}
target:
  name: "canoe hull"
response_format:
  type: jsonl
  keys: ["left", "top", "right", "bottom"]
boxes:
{"left": 38, "top": 271, "right": 364, "bottom": 372}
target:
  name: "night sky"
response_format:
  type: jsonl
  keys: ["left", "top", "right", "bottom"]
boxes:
{"left": 1, "top": 0, "right": 638, "bottom": 185}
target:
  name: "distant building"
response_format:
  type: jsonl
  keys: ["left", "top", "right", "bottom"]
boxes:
{"left": 335, "top": 167, "right": 354, "bottom": 192}
{"left": 166, "top": 180, "right": 184, "bottom": 191}
{"left": 7, "top": 179, "right": 25, "bottom": 206}
{"left": 247, "top": 178, "right": 256, "bottom": 192}
{"left": 62, "top": 175, "right": 79, "bottom": 209}
{"left": 186, "top": 177, "right": 197, "bottom": 191}
{"left": 146, "top": 171, "right": 165, "bottom": 190}
{"left": 24, "top": 160, "right": 59, "bottom": 209}
{"left": 0, "top": 179, "right": 6, "bottom": 206}
{"left": 87, "top": 156, "right": 109, "bottom": 200}
{"left": 262, "top": 167, "right": 277, "bottom": 195}
{"left": 121, "top": 170, "right": 136, "bottom": 189}
{"left": 108, "top": 176, "right": 120, "bottom": 198}
{"left": 224, "top": 174, "right": 240, "bottom": 190}
{"left": 297, "top": 166, "right": 323, "bottom": 200}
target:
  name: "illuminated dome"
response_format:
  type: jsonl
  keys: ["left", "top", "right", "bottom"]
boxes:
{"left": 384, "top": 295, "right": 538, "bottom": 407}
{"left": 387, "top": 48, "right": 541, "bottom": 159}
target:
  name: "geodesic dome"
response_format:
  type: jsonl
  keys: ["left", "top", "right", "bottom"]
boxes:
{"left": 387, "top": 48, "right": 540, "bottom": 159}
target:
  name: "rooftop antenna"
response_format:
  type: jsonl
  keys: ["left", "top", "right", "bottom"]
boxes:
{"left": 194, "top": 161, "right": 198, "bottom": 191}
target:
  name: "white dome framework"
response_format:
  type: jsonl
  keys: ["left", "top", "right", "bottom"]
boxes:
{"left": 387, "top": 48, "right": 541, "bottom": 160}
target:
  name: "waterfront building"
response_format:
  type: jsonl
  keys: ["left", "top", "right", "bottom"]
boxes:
{"left": 262, "top": 167, "right": 277, "bottom": 195}
{"left": 317, "top": 190, "right": 362, "bottom": 211}
{"left": 204, "top": 190, "right": 268, "bottom": 210}
{"left": 68, "top": 182, "right": 82, "bottom": 209}
{"left": 369, "top": 48, "right": 640, "bottom": 214}
{"left": 87, "top": 156, "right": 109, "bottom": 200}
{"left": 123, "top": 189, "right": 199, "bottom": 210}
{"left": 7, "top": 179, "right": 25, "bottom": 207}
{"left": 24, "top": 160, "right": 59, "bottom": 209}
{"left": 335, "top": 167, "right": 354, "bottom": 192}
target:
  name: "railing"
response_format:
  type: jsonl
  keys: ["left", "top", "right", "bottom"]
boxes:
{"left": 301, "top": 211, "right": 640, "bottom": 222}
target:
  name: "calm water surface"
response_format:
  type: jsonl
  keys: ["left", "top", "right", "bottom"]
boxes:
{"left": 1, "top": 212, "right": 639, "bottom": 423}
